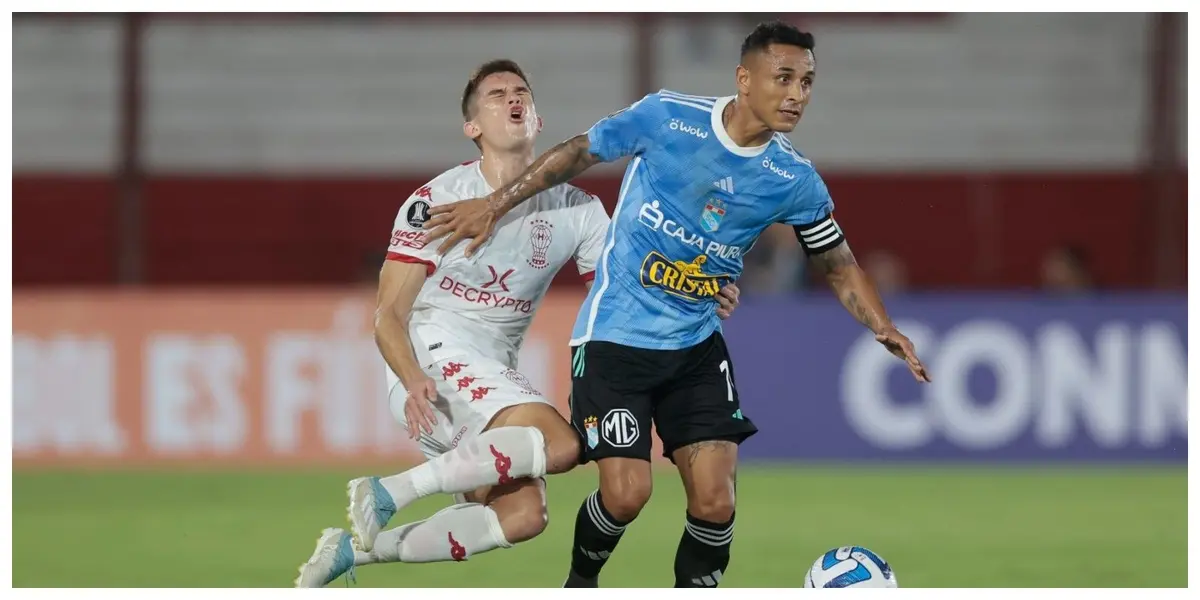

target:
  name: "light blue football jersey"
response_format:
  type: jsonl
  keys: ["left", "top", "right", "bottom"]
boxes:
{"left": 569, "top": 90, "right": 845, "bottom": 351}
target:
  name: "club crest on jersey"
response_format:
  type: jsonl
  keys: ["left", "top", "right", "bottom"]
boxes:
{"left": 700, "top": 199, "right": 726, "bottom": 233}
{"left": 639, "top": 251, "right": 731, "bottom": 302}
{"left": 584, "top": 416, "right": 599, "bottom": 449}
{"left": 527, "top": 219, "right": 553, "bottom": 269}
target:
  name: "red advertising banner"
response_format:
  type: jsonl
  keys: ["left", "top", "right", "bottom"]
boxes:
{"left": 13, "top": 290, "right": 591, "bottom": 468}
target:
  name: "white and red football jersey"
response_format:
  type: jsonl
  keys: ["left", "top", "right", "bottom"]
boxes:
{"left": 386, "top": 160, "right": 610, "bottom": 369}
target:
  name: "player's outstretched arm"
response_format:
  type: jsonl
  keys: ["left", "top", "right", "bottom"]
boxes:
{"left": 490, "top": 134, "right": 601, "bottom": 215}
{"left": 375, "top": 260, "right": 441, "bottom": 436}
{"left": 808, "top": 241, "right": 931, "bottom": 382}
{"left": 423, "top": 135, "right": 601, "bottom": 257}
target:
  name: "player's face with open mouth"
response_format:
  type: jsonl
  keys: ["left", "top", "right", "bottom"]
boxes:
{"left": 472, "top": 72, "right": 540, "bottom": 151}
{"left": 747, "top": 44, "right": 814, "bottom": 133}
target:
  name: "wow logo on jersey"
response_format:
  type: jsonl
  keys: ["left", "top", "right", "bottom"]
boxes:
{"left": 639, "top": 251, "right": 731, "bottom": 301}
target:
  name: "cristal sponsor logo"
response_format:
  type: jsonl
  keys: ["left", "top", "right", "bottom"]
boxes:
{"left": 762, "top": 157, "right": 795, "bottom": 180}
{"left": 438, "top": 276, "right": 534, "bottom": 314}
{"left": 638, "top": 200, "right": 742, "bottom": 260}
{"left": 669, "top": 119, "right": 708, "bottom": 139}
{"left": 639, "top": 251, "right": 731, "bottom": 302}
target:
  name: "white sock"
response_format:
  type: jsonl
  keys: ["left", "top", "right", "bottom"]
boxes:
{"left": 357, "top": 503, "right": 512, "bottom": 565}
{"left": 378, "top": 426, "right": 547, "bottom": 509}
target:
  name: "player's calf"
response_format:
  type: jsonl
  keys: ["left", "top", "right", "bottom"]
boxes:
{"left": 671, "top": 440, "right": 739, "bottom": 588}
{"left": 566, "top": 457, "right": 653, "bottom": 586}
{"left": 348, "top": 425, "right": 547, "bottom": 552}
{"left": 469, "top": 476, "right": 549, "bottom": 544}
{"left": 351, "top": 476, "right": 546, "bottom": 571}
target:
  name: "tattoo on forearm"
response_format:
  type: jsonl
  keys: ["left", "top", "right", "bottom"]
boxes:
{"left": 490, "top": 135, "right": 599, "bottom": 213}
{"left": 845, "top": 291, "right": 879, "bottom": 332}
{"left": 809, "top": 241, "right": 891, "bottom": 333}
{"left": 808, "top": 241, "right": 857, "bottom": 274}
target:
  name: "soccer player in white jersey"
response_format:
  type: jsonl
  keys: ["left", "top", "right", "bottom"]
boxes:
{"left": 422, "top": 24, "right": 931, "bottom": 588}
{"left": 294, "top": 59, "right": 740, "bottom": 587}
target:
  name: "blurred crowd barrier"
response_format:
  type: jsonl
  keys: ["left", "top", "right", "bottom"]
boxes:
{"left": 13, "top": 13, "right": 1186, "bottom": 289}
{"left": 13, "top": 289, "right": 1186, "bottom": 468}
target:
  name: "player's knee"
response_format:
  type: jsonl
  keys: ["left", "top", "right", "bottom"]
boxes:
{"left": 491, "top": 478, "right": 550, "bottom": 544}
{"left": 600, "top": 473, "right": 652, "bottom": 522}
{"left": 543, "top": 427, "right": 580, "bottom": 475}
{"left": 686, "top": 483, "right": 736, "bottom": 523}
{"left": 503, "top": 499, "right": 550, "bottom": 544}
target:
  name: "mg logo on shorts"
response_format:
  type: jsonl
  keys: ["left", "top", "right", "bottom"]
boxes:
{"left": 601, "top": 409, "right": 640, "bottom": 448}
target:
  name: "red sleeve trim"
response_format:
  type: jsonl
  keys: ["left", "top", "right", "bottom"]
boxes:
{"left": 387, "top": 252, "right": 436, "bottom": 277}
{"left": 581, "top": 271, "right": 596, "bottom": 282}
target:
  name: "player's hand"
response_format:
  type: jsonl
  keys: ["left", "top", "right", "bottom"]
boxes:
{"left": 402, "top": 376, "right": 440, "bottom": 439}
{"left": 716, "top": 282, "right": 740, "bottom": 320}
{"left": 875, "top": 326, "right": 931, "bottom": 383}
{"left": 423, "top": 196, "right": 499, "bottom": 258}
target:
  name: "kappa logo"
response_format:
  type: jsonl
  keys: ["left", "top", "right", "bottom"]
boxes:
{"left": 455, "top": 376, "right": 477, "bottom": 391}
{"left": 470, "top": 386, "right": 497, "bottom": 401}
{"left": 441, "top": 362, "right": 468, "bottom": 379}
{"left": 601, "top": 408, "right": 639, "bottom": 448}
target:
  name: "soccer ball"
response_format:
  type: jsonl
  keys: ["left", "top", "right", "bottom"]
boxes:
{"left": 804, "top": 546, "right": 898, "bottom": 588}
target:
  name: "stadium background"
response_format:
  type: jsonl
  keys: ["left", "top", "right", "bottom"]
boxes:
{"left": 12, "top": 12, "right": 1187, "bottom": 587}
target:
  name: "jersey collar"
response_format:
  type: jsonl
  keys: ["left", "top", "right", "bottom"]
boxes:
{"left": 710, "top": 95, "right": 772, "bottom": 158}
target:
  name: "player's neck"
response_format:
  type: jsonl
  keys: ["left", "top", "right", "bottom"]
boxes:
{"left": 723, "top": 97, "right": 773, "bottom": 148}
{"left": 479, "top": 148, "right": 536, "bottom": 191}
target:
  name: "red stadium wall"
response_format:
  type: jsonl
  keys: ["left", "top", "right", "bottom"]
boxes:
{"left": 13, "top": 172, "right": 1185, "bottom": 289}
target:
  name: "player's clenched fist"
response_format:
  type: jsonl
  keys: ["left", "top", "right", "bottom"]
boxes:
{"left": 716, "top": 282, "right": 740, "bottom": 320}
{"left": 403, "top": 376, "right": 441, "bottom": 439}
{"left": 423, "top": 197, "right": 498, "bottom": 258}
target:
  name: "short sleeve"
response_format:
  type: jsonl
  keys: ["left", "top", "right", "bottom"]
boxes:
{"left": 585, "top": 92, "right": 668, "bottom": 162}
{"left": 570, "top": 190, "right": 611, "bottom": 280}
{"left": 386, "top": 183, "right": 447, "bottom": 275}
{"left": 781, "top": 170, "right": 845, "bottom": 255}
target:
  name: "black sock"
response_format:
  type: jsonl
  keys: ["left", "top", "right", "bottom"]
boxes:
{"left": 674, "top": 511, "right": 735, "bottom": 588}
{"left": 568, "top": 489, "right": 629, "bottom": 582}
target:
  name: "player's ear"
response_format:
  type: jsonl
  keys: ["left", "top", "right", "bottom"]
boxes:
{"left": 463, "top": 120, "right": 482, "bottom": 143}
{"left": 735, "top": 64, "right": 752, "bottom": 96}
{"left": 536, "top": 114, "right": 543, "bottom": 133}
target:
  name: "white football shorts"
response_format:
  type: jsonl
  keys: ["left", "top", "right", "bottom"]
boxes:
{"left": 386, "top": 352, "right": 551, "bottom": 462}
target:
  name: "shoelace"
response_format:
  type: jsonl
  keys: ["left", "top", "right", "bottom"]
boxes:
{"left": 315, "top": 544, "right": 357, "bottom": 588}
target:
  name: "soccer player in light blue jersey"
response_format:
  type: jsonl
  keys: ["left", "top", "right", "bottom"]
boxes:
{"left": 424, "top": 22, "right": 931, "bottom": 587}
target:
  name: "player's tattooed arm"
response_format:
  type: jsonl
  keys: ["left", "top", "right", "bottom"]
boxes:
{"left": 807, "top": 241, "right": 890, "bottom": 334}
{"left": 808, "top": 240, "right": 931, "bottom": 382}
{"left": 488, "top": 134, "right": 602, "bottom": 214}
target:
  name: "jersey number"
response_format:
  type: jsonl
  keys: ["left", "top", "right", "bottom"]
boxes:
{"left": 720, "top": 360, "right": 734, "bottom": 402}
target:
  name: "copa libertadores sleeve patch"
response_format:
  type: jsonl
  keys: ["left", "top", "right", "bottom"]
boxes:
{"left": 794, "top": 215, "right": 845, "bottom": 255}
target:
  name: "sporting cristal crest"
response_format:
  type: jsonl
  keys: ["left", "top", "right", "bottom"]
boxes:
{"left": 701, "top": 198, "right": 726, "bottom": 233}
{"left": 584, "top": 416, "right": 599, "bottom": 449}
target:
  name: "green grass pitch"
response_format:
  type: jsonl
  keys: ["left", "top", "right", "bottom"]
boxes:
{"left": 13, "top": 465, "right": 1185, "bottom": 587}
